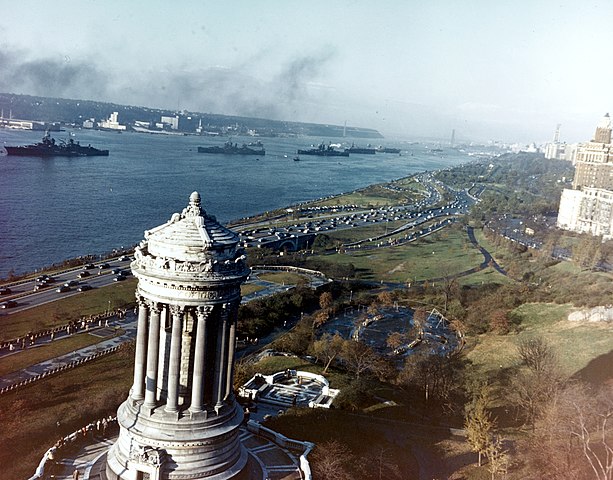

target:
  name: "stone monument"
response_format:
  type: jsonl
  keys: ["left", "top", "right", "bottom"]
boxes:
{"left": 106, "top": 192, "right": 251, "bottom": 480}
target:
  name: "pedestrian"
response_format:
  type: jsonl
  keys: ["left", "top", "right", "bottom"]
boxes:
{"left": 72, "top": 469, "right": 80, "bottom": 480}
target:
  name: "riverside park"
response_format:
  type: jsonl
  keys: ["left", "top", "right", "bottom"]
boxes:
{"left": 0, "top": 152, "right": 612, "bottom": 480}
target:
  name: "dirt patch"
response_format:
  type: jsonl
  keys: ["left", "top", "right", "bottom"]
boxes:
{"left": 389, "top": 262, "right": 406, "bottom": 274}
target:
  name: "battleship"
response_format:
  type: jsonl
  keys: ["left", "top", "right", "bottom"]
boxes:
{"left": 197, "top": 141, "right": 265, "bottom": 155}
{"left": 297, "top": 142, "right": 350, "bottom": 157}
{"left": 3, "top": 132, "right": 109, "bottom": 157}
{"left": 344, "top": 143, "right": 376, "bottom": 154}
{"left": 376, "top": 146, "right": 402, "bottom": 154}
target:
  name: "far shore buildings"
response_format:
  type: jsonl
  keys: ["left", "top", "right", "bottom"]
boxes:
{"left": 543, "top": 124, "right": 579, "bottom": 163}
{"left": 557, "top": 114, "right": 613, "bottom": 239}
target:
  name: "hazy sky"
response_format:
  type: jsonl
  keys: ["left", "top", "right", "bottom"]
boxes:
{"left": 1, "top": 0, "right": 611, "bottom": 142}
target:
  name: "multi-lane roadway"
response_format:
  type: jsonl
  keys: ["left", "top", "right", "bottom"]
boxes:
{"left": 0, "top": 256, "right": 133, "bottom": 314}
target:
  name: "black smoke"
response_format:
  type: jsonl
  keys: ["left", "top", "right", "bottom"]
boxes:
{"left": 0, "top": 50, "right": 109, "bottom": 100}
{"left": 0, "top": 46, "right": 337, "bottom": 122}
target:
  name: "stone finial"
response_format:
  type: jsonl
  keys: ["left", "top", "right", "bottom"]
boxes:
{"left": 182, "top": 191, "right": 204, "bottom": 218}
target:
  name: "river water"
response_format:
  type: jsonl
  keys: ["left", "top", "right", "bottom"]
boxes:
{"left": 0, "top": 129, "right": 473, "bottom": 277}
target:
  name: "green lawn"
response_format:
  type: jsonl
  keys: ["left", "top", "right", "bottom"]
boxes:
{"left": 0, "top": 279, "right": 137, "bottom": 342}
{"left": 313, "top": 181, "right": 424, "bottom": 208}
{"left": 466, "top": 302, "right": 613, "bottom": 377}
{"left": 257, "top": 271, "right": 307, "bottom": 286}
{"left": 241, "top": 283, "right": 266, "bottom": 296}
{"left": 457, "top": 267, "right": 511, "bottom": 287}
{"left": 0, "top": 328, "right": 123, "bottom": 377}
{"left": 0, "top": 348, "right": 133, "bottom": 480}
{"left": 325, "top": 220, "right": 407, "bottom": 244}
{"left": 323, "top": 228, "right": 484, "bottom": 283}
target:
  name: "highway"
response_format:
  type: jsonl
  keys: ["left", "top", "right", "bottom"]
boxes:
{"left": 0, "top": 257, "right": 133, "bottom": 314}
{"left": 0, "top": 173, "right": 482, "bottom": 313}
{"left": 237, "top": 173, "right": 478, "bottom": 251}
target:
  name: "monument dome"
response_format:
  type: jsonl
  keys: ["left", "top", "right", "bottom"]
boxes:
{"left": 106, "top": 192, "right": 252, "bottom": 480}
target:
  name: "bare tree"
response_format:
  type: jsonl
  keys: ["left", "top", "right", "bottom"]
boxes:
{"left": 412, "top": 307, "right": 428, "bottom": 336}
{"left": 368, "top": 447, "right": 403, "bottom": 480}
{"left": 340, "top": 339, "right": 385, "bottom": 379}
{"left": 310, "top": 440, "right": 353, "bottom": 480}
{"left": 567, "top": 384, "right": 613, "bottom": 480}
{"left": 400, "top": 351, "right": 463, "bottom": 406}
{"left": 486, "top": 435, "right": 509, "bottom": 480}
{"left": 517, "top": 336, "right": 556, "bottom": 374}
{"left": 311, "top": 333, "right": 344, "bottom": 374}
{"left": 522, "top": 381, "right": 613, "bottom": 480}
{"left": 440, "top": 274, "right": 460, "bottom": 313}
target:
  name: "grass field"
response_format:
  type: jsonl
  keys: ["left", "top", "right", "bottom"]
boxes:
{"left": 0, "top": 348, "right": 133, "bottom": 480}
{"left": 323, "top": 220, "right": 407, "bottom": 244}
{"left": 257, "top": 271, "right": 307, "bottom": 286}
{"left": 0, "top": 279, "right": 137, "bottom": 342}
{"left": 0, "top": 328, "right": 122, "bottom": 377}
{"left": 465, "top": 302, "right": 613, "bottom": 377}
{"left": 241, "top": 283, "right": 266, "bottom": 296}
{"left": 313, "top": 180, "right": 426, "bottom": 208}
{"left": 323, "top": 228, "right": 484, "bottom": 283}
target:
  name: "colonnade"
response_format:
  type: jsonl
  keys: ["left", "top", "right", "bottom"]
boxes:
{"left": 130, "top": 297, "right": 239, "bottom": 415}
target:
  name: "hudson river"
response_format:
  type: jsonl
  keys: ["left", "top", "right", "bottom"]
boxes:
{"left": 0, "top": 129, "right": 475, "bottom": 278}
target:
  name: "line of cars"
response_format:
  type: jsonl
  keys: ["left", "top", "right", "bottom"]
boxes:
{"left": 0, "top": 256, "right": 133, "bottom": 310}
{"left": 55, "top": 262, "right": 131, "bottom": 293}
{"left": 1, "top": 285, "right": 17, "bottom": 309}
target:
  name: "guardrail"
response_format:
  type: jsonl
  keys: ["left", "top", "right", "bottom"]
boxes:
{"left": 0, "top": 343, "right": 128, "bottom": 396}
{"left": 247, "top": 420, "right": 314, "bottom": 480}
{"left": 28, "top": 415, "right": 118, "bottom": 480}
{"left": 251, "top": 265, "right": 329, "bottom": 279}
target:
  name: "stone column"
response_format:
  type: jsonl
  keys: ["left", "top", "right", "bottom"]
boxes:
{"left": 190, "top": 306, "right": 211, "bottom": 413}
{"left": 165, "top": 305, "right": 184, "bottom": 413}
{"left": 131, "top": 298, "right": 149, "bottom": 402}
{"left": 144, "top": 303, "right": 162, "bottom": 409}
{"left": 225, "top": 303, "right": 238, "bottom": 400}
{"left": 214, "top": 304, "right": 229, "bottom": 410}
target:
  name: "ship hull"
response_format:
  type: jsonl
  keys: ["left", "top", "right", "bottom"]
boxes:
{"left": 197, "top": 146, "right": 265, "bottom": 155}
{"left": 297, "top": 149, "right": 349, "bottom": 157}
{"left": 5, "top": 146, "right": 109, "bottom": 157}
